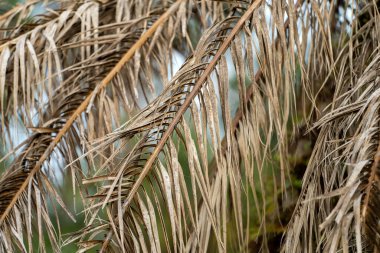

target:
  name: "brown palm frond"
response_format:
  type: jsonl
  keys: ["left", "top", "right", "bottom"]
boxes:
{"left": 283, "top": 1, "right": 380, "bottom": 252}
{"left": 192, "top": 1, "right": 304, "bottom": 250}
{"left": 73, "top": 0, "right": 319, "bottom": 251}
{"left": 0, "top": 0, "right": 195, "bottom": 251}
{"left": 2, "top": 0, "right": 380, "bottom": 252}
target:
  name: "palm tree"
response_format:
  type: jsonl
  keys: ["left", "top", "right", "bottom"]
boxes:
{"left": 0, "top": 0, "right": 379, "bottom": 252}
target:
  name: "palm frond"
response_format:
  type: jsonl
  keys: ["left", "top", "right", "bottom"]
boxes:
{"left": 284, "top": 2, "right": 380, "bottom": 252}
{"left": 75, "top": 0, "right": 316, "bottom": 251}
{"left": 1, "top": 0, "right": 380, "bottom": 252}
{"left": 0, "top": 0, "right": 193, "bottom": 251}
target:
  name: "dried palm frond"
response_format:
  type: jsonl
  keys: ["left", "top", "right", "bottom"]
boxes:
{"left": 73, "top": 0, "right": 320, "bottom": 251}
{"left": 284, "top": 1, "right": 380, "bottom": 252}
{"left": 2, "top": 0, "right": 380, "bottom": 252}
{"left": 0, "top": 0, "right": 195, "bottom": 251}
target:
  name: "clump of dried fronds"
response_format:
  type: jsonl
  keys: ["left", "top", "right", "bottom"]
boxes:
{"left": 284, "top": 1, "right": 380, "bottom": 252}
{"left": 0, "top": 0, "right": 380, "bottom": 252}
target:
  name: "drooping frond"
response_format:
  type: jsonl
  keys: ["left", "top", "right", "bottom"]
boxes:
{"left": 284, "top": 1, "right": 380, "bottom": 252}
{"left": 0, "top": 0, "right": 194, "bottom": 251}
{"left": 2, "top": 0, "right": 380, "bottom": 252}
{"left": 74, "top": 0, "right": 319, "bottom": 251}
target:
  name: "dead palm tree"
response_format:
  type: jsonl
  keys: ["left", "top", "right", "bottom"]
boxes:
{"left": 0, "top": 0, "right": 379, "bottom": 252}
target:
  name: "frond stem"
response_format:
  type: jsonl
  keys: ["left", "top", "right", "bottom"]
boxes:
{"left": 99, "top": 0, "right": 264, "bottom": 250}
{"left": 123, "top": 0, "right": 263, "bottom": 212}
{"left": 0, "top": 0, "right": 185, "bottom": 225}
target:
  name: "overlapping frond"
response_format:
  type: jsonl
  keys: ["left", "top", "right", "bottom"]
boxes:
{"left": 1, "top": 0, "right": 380, "bottom": 252}
{"left": 284, "top": 1, "right": 380, "bottom": 252}
{"left": 0, "top": 0, "right": 194, "bottom": 251}
{"left": 75, "top": 0, "right": 315, "bottom": 251}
